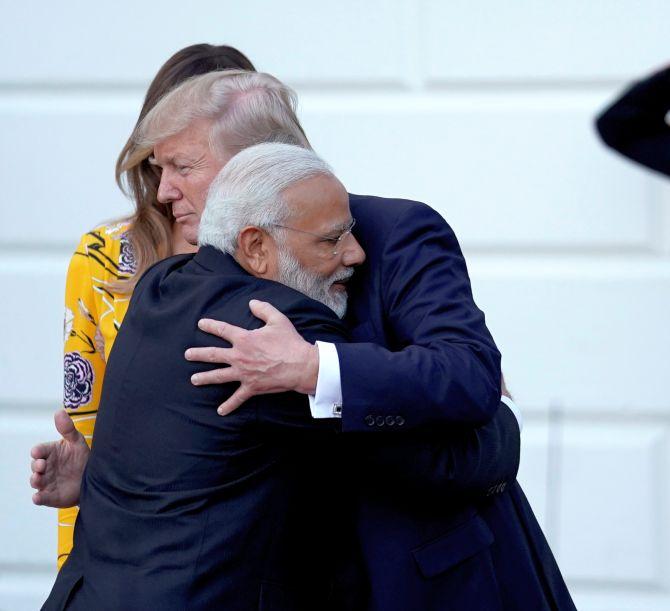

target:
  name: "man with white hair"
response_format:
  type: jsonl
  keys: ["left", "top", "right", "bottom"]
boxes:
{"left": 43, "top": 143, "right": 368, "bottom": 610}
{"left": 36, "top": 70, "right": 574, "bottom": 610}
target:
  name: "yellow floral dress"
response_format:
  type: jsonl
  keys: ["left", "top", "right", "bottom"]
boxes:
{"left": 59, "top": 221, "right": 135, "bottom": 569}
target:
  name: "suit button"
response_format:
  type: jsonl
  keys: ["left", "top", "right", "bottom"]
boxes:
{"left": 375, "top": 416, "right": 385, "bottom": 427}
{"left": 365, "top": 415, "right": 375, "bottom": 427}
{"left": 395, "top": 415, "right": 405, "bottom": 426}
{"left": 385, "top": 415, "right": 395, "bottom": 426}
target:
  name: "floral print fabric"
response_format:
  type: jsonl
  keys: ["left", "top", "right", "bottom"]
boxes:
{"left": 58, "top": 222, "right": 133, "bottom": 569}
{"left": 63, "top": 352, "right": 94, "bottom": 409}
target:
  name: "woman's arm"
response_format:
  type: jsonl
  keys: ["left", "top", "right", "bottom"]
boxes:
{"left": 55, "top": 234, "right": 108, "bottom": 568}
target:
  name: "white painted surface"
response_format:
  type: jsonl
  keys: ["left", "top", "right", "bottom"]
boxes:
{"left": 2, "top": 1, "right": 669, "bottom": 609}
{"left": 424, "top": 0, "right": 670, "bottom": 81}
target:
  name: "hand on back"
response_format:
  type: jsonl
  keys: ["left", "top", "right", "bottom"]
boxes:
{"left": 185, "top": 300, "right": 319, "bottom": 415}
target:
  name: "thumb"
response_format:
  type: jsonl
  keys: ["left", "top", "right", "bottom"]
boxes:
{"left": 249, "top": 299, "right": 288, "bottom": 326}
{"left": 54, "top": 409, "right": 82, "bottom": 444}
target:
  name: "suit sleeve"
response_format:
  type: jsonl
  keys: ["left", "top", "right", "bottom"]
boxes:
{"left": 337, "top": 203, "right": 502, "bottom": 431}
{"left": 349, "top": 401, "right": 520, "bottom": 501}
{"left": 595, "top": 66, "right": 670, "bottom": 177}
{"left": 250, "top": 287, "right": 518, "bottom": 498}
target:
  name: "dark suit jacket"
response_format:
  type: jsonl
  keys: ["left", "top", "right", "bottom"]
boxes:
{"left": 341, "top": 195, "right": 576, "bottom": 611}
{"left": 44, "top": 247, "right": 353, "bottom": 611}
{"left": 43, "top": 242, "right": 520, "bottom": 611}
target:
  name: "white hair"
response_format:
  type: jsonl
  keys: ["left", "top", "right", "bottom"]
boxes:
{"left": 277, "top": 247, "right": 351, "bottom": 318}
{"left": 198, "top": 143, "right": 335, "bottom": 254}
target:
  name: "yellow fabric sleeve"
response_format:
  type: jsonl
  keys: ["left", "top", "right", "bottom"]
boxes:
{"left": 58, "top": 234, "right": 108, "bottom": 569}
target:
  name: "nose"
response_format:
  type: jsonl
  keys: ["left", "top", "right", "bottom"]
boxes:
{"left": 341, "top": 234, "right": 366, "bottom": 267}
{"left": 156, "top": 171, "right": 182, "bottom": 204}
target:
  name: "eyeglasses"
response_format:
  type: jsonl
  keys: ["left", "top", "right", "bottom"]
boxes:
{"left": 271, "top": 218, "right": 357, "bottom": 256}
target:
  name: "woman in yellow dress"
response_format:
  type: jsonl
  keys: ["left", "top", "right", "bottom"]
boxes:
{"left": 54, "top": 43, "right": 256, "bottom": 569}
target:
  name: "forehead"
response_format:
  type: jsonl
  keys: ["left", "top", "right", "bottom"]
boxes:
{"left": 282, "top": 175, "right": 350, "bottom": 227}
{"left": 152, "top": 118, "right": 214, "bottom": 161}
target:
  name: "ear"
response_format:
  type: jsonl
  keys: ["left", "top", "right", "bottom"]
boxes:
{"left": 237, "top": 226, "right": 273, "bottom": 275}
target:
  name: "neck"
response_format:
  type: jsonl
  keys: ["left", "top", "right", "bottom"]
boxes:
{"left": 170, "top": 223, "right": 198, "bottom": 255}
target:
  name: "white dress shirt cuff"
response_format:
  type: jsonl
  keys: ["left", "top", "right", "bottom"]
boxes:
{"left": 307, "top": 341, "right": 343, "bottom": 418}
{"left": 500, "top": 395, "right": 523, "bottom": 432}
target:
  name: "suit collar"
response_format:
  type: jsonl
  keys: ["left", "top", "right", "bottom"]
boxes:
{"left": 193, "top": 245, "right": 248, "bottom": 276}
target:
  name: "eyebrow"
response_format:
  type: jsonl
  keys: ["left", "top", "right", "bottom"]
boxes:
{"left": 148, "top": 154, "right": 204, "bottom": 168}
{"left": 325, "top": 218, "right": 354, "bottom": 236}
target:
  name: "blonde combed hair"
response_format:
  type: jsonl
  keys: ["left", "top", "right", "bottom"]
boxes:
{"left": 136, "top": 70, "right": 310, "bottom": 158}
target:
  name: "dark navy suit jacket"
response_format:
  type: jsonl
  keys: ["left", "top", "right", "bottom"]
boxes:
{"left": 43, "top": 240, "right": 520, "bottom": 611}
{"left": 44, "top": 248, "right": 355, "bottom": 611}
{"left": 340, "top": 195, "right": 576, "bottom": 610}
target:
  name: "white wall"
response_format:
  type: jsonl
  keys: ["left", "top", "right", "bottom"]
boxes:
{"left": 1, "top": 2, "right": 669, "bottom": 609}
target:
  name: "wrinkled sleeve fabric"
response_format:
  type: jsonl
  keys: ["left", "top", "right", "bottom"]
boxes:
{"left": 345, "top": 399, "right": 521, "bottom": 502}
{"left": 337, "top": 203, "right": 501, "bottom": 432}
{"left": 251, "top": 286, "right": 518, "bottom": 499}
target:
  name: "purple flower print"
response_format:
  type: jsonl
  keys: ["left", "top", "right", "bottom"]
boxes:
{"left": 63, "top": 352, "right": 94, "bottom": 409}
{"left": 118, "top": 231, "right": 137, "bottom": 275}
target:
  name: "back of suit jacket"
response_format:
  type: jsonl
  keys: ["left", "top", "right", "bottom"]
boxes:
{"left": 44, "top": 246, "right": 349, "bottom": 611}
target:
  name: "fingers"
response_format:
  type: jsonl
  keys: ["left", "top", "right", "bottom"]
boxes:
{"left": 54, "top": 409, "right": 81, "bottom": 444}
{"left": 191, "top": 367, "right": 239, "bottom": 387}
{"left": 30, "top": 442, "right": 54, "bottom": 460}
{"left": 184, "top": 346, "right": 233, "bottom": 365}
{"left": 217, "top": 386, "right": 253, "bottom": 416}
{"left": 31, "top": 458, "right": 47, "bottom": 474}
{"left": 197, "top": 319, "right": 246, "bottom": 344}
{"left": 248, "top": 300, "right": 289, "bottom": 325}
{"left": 30, "top": 470, "right": 45, "bottom": 490}
{"left": 32, "top": 491, "right": 45, "bottom": 506}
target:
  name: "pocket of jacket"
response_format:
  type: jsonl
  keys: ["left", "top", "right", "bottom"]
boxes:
{"left": 411, "top": 514, "right": 495, "bottom": 578}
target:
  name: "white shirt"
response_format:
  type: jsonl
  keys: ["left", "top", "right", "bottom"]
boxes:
{"left": 308, "top": 341, "right": 523, "bottom": 431}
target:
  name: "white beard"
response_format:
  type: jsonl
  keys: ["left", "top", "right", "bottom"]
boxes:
{"left": 277, "top": 249, "right": 352, "bottom": 318}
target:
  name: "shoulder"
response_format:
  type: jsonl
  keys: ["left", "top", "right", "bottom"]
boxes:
{"left": 137, "top": 252, "right": 193, "bottom": 284}
{"left": 349, "top": 193, "right": 456, "bottom": 253}
{"left": 349, "top": 193, "right": 438, "bottom": 216}
{"left": 76, "top": 221, "right": 132, "bottom": 250}
{"left": 349, "top": 193, "right": 448, "bottom": 229}
{"left": 69, "top": 221, "right": 136, "bottom": 278}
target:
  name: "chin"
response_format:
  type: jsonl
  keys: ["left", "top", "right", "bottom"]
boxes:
{"left": 183, "top": 230, "right": 199, "bottom": 246}
{"left": 325, "top": 288, "right": 347, "bottom": 319}
{"left": 329, "top": 297, "right": 347, "bottom": 319}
